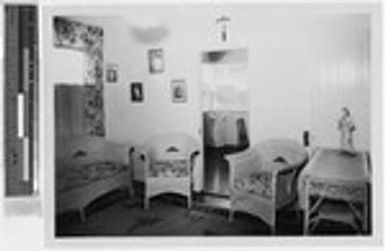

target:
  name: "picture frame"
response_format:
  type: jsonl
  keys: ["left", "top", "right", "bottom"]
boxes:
{"left": 148, "top": 48, "right": 164, "bottom": 73}
{"left": 131, "top": 82, "right": 144, "bottom": 103}
{"left": 171, "top": 79, "right": 187, "bottom": 103}
{"left": 106, "top": 63, "right": 118, "bottom": 83}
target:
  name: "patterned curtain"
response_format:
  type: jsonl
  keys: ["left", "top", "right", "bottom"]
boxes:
{"left": 53, "top": 17, "right": 105, "bottom": 136}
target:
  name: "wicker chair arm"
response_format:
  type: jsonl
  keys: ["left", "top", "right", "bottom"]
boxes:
{"left": 225, "top": 148, "right": 263, "bottom": 183}
{"left": 130, "top": 146, "right": 151, "bottom": 178}
{"left": 190, "top": 150, "right": 200, "bottom": 169}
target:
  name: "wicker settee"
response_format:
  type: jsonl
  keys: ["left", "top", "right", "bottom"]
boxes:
{"left": 55, "top": 136, "right": 133, "bottom": 220}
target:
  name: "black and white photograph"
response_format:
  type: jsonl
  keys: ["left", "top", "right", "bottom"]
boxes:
{"left": 106, "top": 63, "right": 118, "bottom": 83}
{"left": 130, "top": 82, "right": 144, "bottom": 102}
{"left": 0, "top": 0, "right": 383, "bottom": 250}
{"left": 45, "top": 3, "right": 378, "bottom": 239}
{"left": 148, "top": 48, "right": 164, "bottom": 73}
{"left": 171, "top": 79, "right": 187, "bottom": 103}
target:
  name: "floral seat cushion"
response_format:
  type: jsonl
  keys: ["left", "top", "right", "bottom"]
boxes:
{"left": 234, "top": 171, "right": 273, "bottom": 199}
{"left": 308, "top": 180, "right": 366, "bottom": 201}
{"left": 56, "top": 161, "right": 128, "bottom": 193}
{"left": 150, "top": 159, "right": 189, "bottom": 178}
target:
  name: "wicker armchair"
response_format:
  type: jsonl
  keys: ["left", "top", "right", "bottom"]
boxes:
{"left": 134, "top": 133, "right": 200, "bottom": 209}
{"left": 225, "top": 139, "right": 308, "bottom": 234}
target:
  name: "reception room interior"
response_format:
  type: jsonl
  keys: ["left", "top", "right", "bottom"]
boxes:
{"left": 39, "top": 3, "right": 381, "bottom": 237}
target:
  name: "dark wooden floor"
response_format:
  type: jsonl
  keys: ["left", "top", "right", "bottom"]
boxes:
{"left": 56, "top": 189, "right": 365, "bottom": 237}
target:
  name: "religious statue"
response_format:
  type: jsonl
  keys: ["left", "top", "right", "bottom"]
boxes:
{"left": 216, "top": 15, "right": 231, "bottom": 43}
{"left": 338, "top": 107, "right": 356, "bottom": 155}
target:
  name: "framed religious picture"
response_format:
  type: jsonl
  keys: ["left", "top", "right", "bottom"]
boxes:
{"left": 106, "top": 63, "right": 118, "bottom": 83}
{"left": 148, "top": 48, "right": 164, "bottom": 73}
{"left": 131, "top": 82, "right": 144, "bottom": 103}
{"left": 171, "top": 79, "right": 187, "bottom": 103}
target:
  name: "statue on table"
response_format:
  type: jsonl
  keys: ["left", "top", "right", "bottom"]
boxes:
{"left": 338, "top": 107, "right": 356, "bottom": 155}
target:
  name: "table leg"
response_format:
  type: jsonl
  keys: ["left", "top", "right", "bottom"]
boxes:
{"left": 363, "top": 191, "right": 368, "bottom": 234}
{"left": 303, "top": 179, "right": 309, "bottom": 235}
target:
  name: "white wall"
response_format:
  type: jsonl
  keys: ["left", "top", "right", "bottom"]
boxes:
{"left": 97, "top": 7, "right": 370, "bottom": 149}
{"left": 100, "top": 9, "right": 206, "bottom": 188}
{"left": 100, "top": 9, "right": 370, "bottom": 189}
{"left": 310, "top": 15, "right": 370, "bottom": 151}
{"left": 43, "top": 4, "right": 372, "bottom": 193}
{"left": 245, "top": 15, "right": 315, "bottom": 144}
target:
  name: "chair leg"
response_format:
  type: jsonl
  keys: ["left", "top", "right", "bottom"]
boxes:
{"left": 304, "top": 202, "right": 309, "bottom": 235}
{"left": 79, "top": 208, "right": 86, "bottom": 222}
{"left": 128, "top": 185, "right": 134, "bottom": 198}
{"left": 309, "top": 218, "right": 320, "bottom": 234}
{"left": 363, "top": 198, "right": 368, "bottom": 234}
{"left": 304, "top": 214, "right": 309, "bottom": 235}
{"left": 350, "top": 220, "right": 361, "bottom": 234}
{"left": 271, "top": 212, "right": 276, "bottom": 235}
{"left": 303, "top": 179, "right": 310, "bottom": 235}
{"left": 229, "top": 209, "right": 234, "bottom": 222}
{"left": 187, "top": 195, "right": 192, "bottom": 209}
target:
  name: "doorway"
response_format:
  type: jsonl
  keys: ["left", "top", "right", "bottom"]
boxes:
{"left": 200, "top": 48, "right": 249, "bottom": 198}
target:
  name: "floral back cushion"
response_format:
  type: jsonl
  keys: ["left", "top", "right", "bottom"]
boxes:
{"left": 56, "top": 161, "right": 128, "bottom": 193}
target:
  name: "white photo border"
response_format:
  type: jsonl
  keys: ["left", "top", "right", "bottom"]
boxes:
{"left": 40, "top": 0, "right": 383, "bottom": 248}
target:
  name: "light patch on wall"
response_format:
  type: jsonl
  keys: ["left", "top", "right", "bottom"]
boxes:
{"left": 126, "top": 15, "right": 170, "bottom": 43}
{"left": 130, "top": 25, "right": 169, "bottom": 43}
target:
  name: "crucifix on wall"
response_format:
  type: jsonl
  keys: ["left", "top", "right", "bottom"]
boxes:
{"left": 216, "top": 15, "right": 231, "bottom": 43}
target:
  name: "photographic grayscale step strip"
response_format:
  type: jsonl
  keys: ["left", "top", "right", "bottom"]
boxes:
{"left": 4, "top": 5, "right": 39, "bottom": 196}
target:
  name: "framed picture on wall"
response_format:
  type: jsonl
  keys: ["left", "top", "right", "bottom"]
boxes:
{"left": 106, "top": 63, "right": 118, "bottom": 83}
{"left": 148, "top": 48, "right": 164, "bottom": 73}
{"left": 171, "top": 79, "right": 187, "bottom": 103}
{"left": 131, "top": 82, "right": 144, "bottom": 103}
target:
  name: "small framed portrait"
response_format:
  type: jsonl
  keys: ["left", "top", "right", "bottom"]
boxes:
{"left": 106, "top": 63, "right": 118, "bottom": 83}
{"left": 131, "top": 82, "right": 144, "bottom": 103}
{"left": 148, "top": 49, "right": 164, "bottom": 74}
{"left": 171, "top": 79, "right": 187, "bottom": 103}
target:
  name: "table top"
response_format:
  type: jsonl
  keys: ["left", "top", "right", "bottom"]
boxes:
{"left": 301, "top": 148, "right": 370, "bottom": 182}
